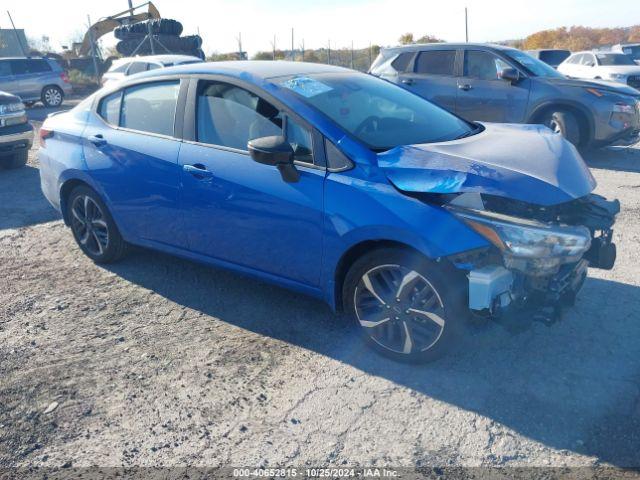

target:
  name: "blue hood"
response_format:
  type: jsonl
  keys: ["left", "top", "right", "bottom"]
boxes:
{"left": 378, "top": 123, "right": 596, "bottom": 206}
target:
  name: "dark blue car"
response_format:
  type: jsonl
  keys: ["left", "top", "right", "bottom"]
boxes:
{"left": 39, "top": 61, "right": 619, "bottom": 362}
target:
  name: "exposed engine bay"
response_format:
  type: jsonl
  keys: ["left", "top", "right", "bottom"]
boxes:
{"left": 441, "top": 192, "right": 620, "bottom": 329}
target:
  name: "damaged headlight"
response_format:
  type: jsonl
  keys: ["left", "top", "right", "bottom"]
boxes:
{"left": 451, "top": 208, "right": 592, "bottom": 275}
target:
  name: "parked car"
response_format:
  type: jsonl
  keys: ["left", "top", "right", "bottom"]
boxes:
{"left": 0, "top": 90, "right": 32, "bottom": 169}
{"left": 101, "top": 54, "right": 203, "bottom": 88}
{"left": 558, "top": 51, "right": 640, "bottom": 88}
{"left": 39, "top": 61, "right": 619, "bottom": 362}
{"left": 526, "top": 49, "right": 571, "bottom": 69}
{"left": 0, "top": 57, "right": 72, "bottom": 107}
{"left": 370, "top": 43, "right": 640, "bottom": 148}
{"left": 612, "top": 43, "right": 640, "bottom": 65}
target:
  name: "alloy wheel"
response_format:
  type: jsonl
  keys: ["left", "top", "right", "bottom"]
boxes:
{"left": 44, "top": 88, "right": 62, "bottom": 107}
{"left": 354, "top": 264, "right": 446, "bottom": 355}
{"left": 70, "top": 195, "right": 110, "bottom": 256}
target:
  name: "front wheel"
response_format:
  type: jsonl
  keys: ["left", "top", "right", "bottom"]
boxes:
{"left": 542, "top": 110, "right": 581, "bottom": 146}
{"left": 67, "top": 186, "right": 128, "bottom": 263}
{"left": 41, "top": 85, "right": 63, "bottom": 107}
{"left": 343, "top": 248, "right": 466, "bottom": 363}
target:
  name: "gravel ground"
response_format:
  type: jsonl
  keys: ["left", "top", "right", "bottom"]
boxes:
{"left": 1, "top": 104, "right": 640, "bottom": 471}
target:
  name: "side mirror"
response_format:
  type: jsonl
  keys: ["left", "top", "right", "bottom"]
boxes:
{"left": 498, "top": 67, "right": 520, "bottom": 83}
{"left": 248, "top": 135, "right": 299, "bottom": 183}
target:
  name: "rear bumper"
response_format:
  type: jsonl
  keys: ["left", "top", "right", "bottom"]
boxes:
{"left": 0, "top": 122, "right": 33, "bottom": 156}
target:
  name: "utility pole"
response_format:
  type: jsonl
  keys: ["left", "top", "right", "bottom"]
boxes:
{"left": 327, "top": 39, "right": 331, "bottom": 65}
{"left": 270, "top": 34, "right": 276, "bottom": 61}
{"left": 291, "top": 28, "right": 294, "bottom": 61}
{"left": 300, "top": 39, "right": 305, "bottom": 62}
{"left": 6, "top": 11, "right": 28, "bottom": 57}
{"left": 127, "top": 0, "right": 133, "bottom": 10}
{"left": 87, "top": 14, "right": 101, "bottom": 85}
{"left": 350, "top": 40, "right": 354, "bottom": 69}
{"left": 237, "top": 32, "right": 242, "bottom": 60}
{"left": 369, "top": 41, "right": 372, "bottom": 67}
{"left": 465, "top": 7, "right": 469, "bottom": 42}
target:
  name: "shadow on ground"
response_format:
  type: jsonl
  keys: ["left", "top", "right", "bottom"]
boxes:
{"left": 583, "top": 145, "right": 640, "bottom": 173}
{"left": 0, "top": 165, "right": 60, "bottom": 230}
{"left": 104, "top": 247, "right": 640, "bottom": 468}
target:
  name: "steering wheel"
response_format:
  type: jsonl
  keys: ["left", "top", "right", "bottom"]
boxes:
{"left": 354, "top": 116, "right": 381, "bottom": 137}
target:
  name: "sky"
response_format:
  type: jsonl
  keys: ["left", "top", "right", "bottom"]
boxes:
{"left": 4, "top": 0, "right": 639, "bottom": 56}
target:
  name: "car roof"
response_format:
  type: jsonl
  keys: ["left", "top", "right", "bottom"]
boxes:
{"left": 527, "top": 49, "right": 570, "bottom": 52}
{"left": 380, "top": 42, "right": 519, "bottom": 53}
{"left": 0, "top": 56, "right": 52, "bottom": 61}
{"left": 116, "top": 54, "right": 202, "bottom": 65}
{"left": 132, "top": 60, "right": 352, "bottom": 82}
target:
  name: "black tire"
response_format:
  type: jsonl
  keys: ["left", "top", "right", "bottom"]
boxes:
{"left": 23, "top": 101, "right": 36, "bottom": 108}
{"left": 116, "top": 18, "right": 183, "bottom": 38}
{"left": 66, "top": 186, "right": 128, "bottom": 264}
{"left": 2, "top": 150, "right": 28, "bottom": 169}
{"left": 343, "top": 247, "right": 467, "bottom": 363}
{"left": 542, "top": 110, "right": 581, "bottom": 146}
{"left": 41, "top": 85, "right": 64, "bottom": 107}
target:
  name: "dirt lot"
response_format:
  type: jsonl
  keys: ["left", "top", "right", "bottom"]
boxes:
{"left": 1, "top": 103, "right": 640, "bottom": 470}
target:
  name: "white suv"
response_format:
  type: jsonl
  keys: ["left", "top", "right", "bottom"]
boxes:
{"left": 558, "top": 51, "right": 640, "bottom": 90}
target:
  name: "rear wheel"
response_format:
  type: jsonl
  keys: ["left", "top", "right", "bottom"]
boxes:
{"left": 542, "top": 110, "right": 581, "bottom": 146}
{"left": 343, "top": 247, "right": 466, "bottom": 363}
{"left": 67, "top": 186, "right": 128, "bottom": 263}
{"left": 1, "top": 150, "right": 28, "bottom": 169}
{"left": 41, "top": 86, "right": 63, "bottom": 107}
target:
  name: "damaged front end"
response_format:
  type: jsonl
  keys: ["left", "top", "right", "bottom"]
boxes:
{"left": 377, "top": 122, "right": 620, "bottom": 330}
{"left": 445, "top": 192, "right": 619, "bottom": 329}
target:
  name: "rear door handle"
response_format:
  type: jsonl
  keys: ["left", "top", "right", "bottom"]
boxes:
{"left": 401, "top": 78, "right": 414, "bottom": 86}
{"left": 183, "top": 164, "right": 214, "bottom": 179}
{"left": 458, "top": 84, "right": 473, "bottom": 91}
{"left": 88, "top": 134, "right": 107, "bottom": 146}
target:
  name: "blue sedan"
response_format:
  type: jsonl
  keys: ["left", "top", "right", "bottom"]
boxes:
{"left": 39, "top": 61, "right": 619, "bottom": 362}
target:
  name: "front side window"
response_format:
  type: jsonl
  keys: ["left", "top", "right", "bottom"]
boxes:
{"left": 463, "top": 51, "right": 511, "bottom": 80}
{"left": 0, "top": 61, "right": 11, "bottom": 76}
{"left": 280, "top": 72, "right": 473, "bottom": 151}
{"left": 581, "top": 54, "right": 596, "bottom": 66}
{"left": 9, "top": 60, "right": 29, "bottom": 75}
{"left": 504, "top": 50, "right": 564, "bottom": 78}
{"left": 111, "top": 62, "right": 131, "bottom": 73}
{"left": 415, "top": 50, "right": 456, "bottom": 76}
{"left": 196, "top": 81, "right": 314, "bottom": 163}
{"left": 120, "top": 81, "right": 179, "bottom": 136}
{"left": 391, "top": 52, "right": 414, "bottom": 73}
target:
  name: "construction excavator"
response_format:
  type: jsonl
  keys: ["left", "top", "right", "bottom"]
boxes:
{"left": 78, "top": 1, "right": 161, "bottom": 56}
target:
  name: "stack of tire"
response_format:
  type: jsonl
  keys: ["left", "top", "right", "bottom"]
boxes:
{"left": 114, "top": 19, "right": 204, "bottom": 59}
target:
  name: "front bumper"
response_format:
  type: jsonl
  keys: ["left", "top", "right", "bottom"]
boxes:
{"left": 0, "top": 122, "right": 34, "bottom": 157}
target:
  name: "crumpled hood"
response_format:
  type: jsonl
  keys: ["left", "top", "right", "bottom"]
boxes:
{"left": 378, "top": 123, "right": 597, "bottom": 207}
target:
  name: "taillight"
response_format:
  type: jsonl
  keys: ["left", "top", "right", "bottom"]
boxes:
{"left": 60, "top": 72, "right": 70, "bottom": 83}
{"left": 39, "top": 127, "right": 54, "bottom": 147}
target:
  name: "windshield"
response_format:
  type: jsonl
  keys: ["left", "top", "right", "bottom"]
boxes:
{"left": 504, "top": 50, "right": 565, "bottom": 78}
{"left": 596, "top": 53, "right": 636, "bottom": 66}
{"left": 279, "top": 73, "right": 473, "bottom": 150}
{"left": 539, "top": 50, "right": 570, "bottom": 65}
{"left": 621, "top": 46, "right": 640, "bottom": 60}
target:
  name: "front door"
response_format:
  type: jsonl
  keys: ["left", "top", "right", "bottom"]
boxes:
{"left": 178, "top": 80, "right": 325, "bottom": 287}
{"left": 456, "top": 49, "right": 530, "bottom": 123}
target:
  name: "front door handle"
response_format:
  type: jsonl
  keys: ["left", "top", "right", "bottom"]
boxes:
{"left": 89, "top": 134, "right": 107, "bottom": 146}
{"left": 183, "top": 164, "right": 214, "bottom": 179}
{"left": 458, "top": 83, "right": 473, "bottom": 91}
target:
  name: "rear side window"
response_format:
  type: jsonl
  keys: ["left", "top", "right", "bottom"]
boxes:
{"left": 29, "top": 59, "right": 52, "bottom": 73}
{"left": 127, "top": 62, "right": 147, "bottom": 75}
{"left": 120, "top": 81, "right": 180, "bottom": 136}
{"left": 110, "top": 62, "right": 131, "bottom": 73}
{"left": 9, "top": 59, "right": 51, "bottom": 74}
{"left": 391, "top": 52, "right": 413, "bottom": 73}
{"left": 415, "top": 50, "right": 456, "bottom": 75}
{"left": 98, "top": 92, "right": 122, "bottom": 125}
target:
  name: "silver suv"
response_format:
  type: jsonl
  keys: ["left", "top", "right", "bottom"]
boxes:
{"left": 0, "top": 57, "right": 72, "bottom": 107}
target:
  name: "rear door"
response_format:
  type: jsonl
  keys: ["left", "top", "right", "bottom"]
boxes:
{"left": 455, "top": 49, "right": 530, "bottom": 123}
{"left": 177, "top": 78, "right": 325, "bottom": 286}
{"left": 83, "top": 78, "right": 188, "bottom": 247}
{"left": 10, "top": 59, "right": 52, "bottom": 100}
{"left": 398, "top": 48, "right": 459, "bottom": 112}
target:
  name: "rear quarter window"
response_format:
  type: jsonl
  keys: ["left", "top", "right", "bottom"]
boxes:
{"left": 98, "top": 92, "right": 122, "bottom": 126}
{"left": 391, "top": 52, "right": 414, "bottom": 73}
